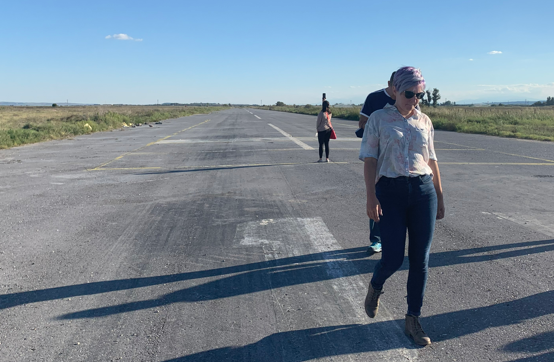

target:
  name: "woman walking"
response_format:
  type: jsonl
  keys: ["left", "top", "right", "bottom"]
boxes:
{"left": 359, "top": 66, "right": 445, "bottom": 346}
{"left": 316, "top": 100, "right": 333, "bottom": 162}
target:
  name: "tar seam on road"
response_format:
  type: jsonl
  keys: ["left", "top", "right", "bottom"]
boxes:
{"left": 87, "top": 119, "right": 211, "bottom": 171}
{"left": 96, "top": 161, "right": 350, "bottom": 172}
{"left": 93, "top": 161, "right": 554, "bottom": 172}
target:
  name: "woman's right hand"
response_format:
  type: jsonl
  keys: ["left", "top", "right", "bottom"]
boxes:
{"left": 367, "top": 194, "right": 383, "bottom": 222}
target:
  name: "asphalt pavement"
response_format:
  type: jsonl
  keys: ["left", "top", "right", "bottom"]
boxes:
{"left": 0, "top": 108, "right": 553, "bottom": 361}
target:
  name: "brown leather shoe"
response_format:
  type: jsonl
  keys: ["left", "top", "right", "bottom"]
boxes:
{"left": 405, "top": 314, "right": 431, "bottom": 346}
{"left": 364, "top": 284, "right": 382, "bottom": 318}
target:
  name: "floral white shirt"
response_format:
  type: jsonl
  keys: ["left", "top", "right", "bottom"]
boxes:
{"left": 359, "top": 104, "right": 437, "bottom": 183}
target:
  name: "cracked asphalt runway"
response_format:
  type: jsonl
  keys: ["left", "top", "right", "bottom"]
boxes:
{"left": 1, "top": 108, "right": 553, "bottom": 361}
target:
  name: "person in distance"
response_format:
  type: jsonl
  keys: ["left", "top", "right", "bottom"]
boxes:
{"left": 359, "top": 66, "right": 445, "bottom": 346}
{"left": 356, "top": 71, "right": 397, "bottom": 255}
{"left": 316, "top": 100, "right": 333, "bottom": 162}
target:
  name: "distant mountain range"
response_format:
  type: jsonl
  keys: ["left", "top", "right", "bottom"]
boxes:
{"left": 0, "top": 102, "right": 93, "bottom": 106}
{"left": 455, "top": 100, "right": 540, "bottom": 106}
{"left": 0, "top": 102, "right": 238, "bottom": 107}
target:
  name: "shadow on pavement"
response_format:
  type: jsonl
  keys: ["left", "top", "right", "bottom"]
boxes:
{"left": 507, "top": 352, "right": 554, "bottom": 362}
{"left": 54, "top": 247, "right": 372, "bottom": 319}
{"left": 429, "top": 238, "right": 554, "bottom": 268}
{"left": 1, "top": 239, "right": 553, "bottom": 319}
{"left": 0, "top": 247, "right": 368, "bottom": 312}
{"left": 503, "top": 330, "right": 554, "bottom": 353}
{"left": 162, "top": 291, "right": 554, "bottom": 361}
{"left": 161, "top": 323, "right": 412, "bottom": 362}
{"left": 425, "top": 290, "right": 554, "bottom": 343}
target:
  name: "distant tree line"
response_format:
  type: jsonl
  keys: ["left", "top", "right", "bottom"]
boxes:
{"left": 277, "top": 88, "right": 444, "bottom": 109}
{"left": 420, "top": 88, "right": 441, "bottom": 107}
{"left": 532, "top": 97, "right": 554, "bottom": 106}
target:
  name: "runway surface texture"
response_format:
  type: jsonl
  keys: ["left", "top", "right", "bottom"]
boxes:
{"left": 1, "top": 108, "right": 553, "bottom": 361}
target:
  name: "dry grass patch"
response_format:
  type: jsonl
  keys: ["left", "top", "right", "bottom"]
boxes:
{"left": 255, "top": 105, "right": 554, "bottom": 141}
{"left": 0, "top": 105, "right": 228, "bottom": 149}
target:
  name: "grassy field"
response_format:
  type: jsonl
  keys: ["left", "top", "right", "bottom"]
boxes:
{"left": 256, "top": 105, "right": 554, "bottom": 142}
{"left": 0, "top": 105, "right": 228, "bottom": 149}
{"left": 3, "top": 104, "right": 553, "bottom": 149}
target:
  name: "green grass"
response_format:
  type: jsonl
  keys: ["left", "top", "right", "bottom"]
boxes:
{"left": 255, "top": 105, "right": 554, "bottom": 141}
{"left": 423, "top": 106, "right": 554, "bottom": 141}
{"left": 0, "top": 105, "right": 228, "bottom": 149}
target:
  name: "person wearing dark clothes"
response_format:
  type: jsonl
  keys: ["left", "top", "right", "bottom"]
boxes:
{"left": 316, "top": 101, "right": 333, "bottom": 162}
{"left": 356, "top": 72, "right": 397, "bottom": 254}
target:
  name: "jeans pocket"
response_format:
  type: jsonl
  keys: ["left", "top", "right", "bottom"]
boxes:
{"left": 420, "top": 174, "right": 432, "bottom": 183}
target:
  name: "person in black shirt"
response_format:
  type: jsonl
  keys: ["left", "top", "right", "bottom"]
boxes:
{"left": 356, "top": 72, "right": 396, "bottom": 254}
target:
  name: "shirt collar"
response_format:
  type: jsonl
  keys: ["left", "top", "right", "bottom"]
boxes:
{"left": 385, "top": 103, "right": 420, "bottom": 119}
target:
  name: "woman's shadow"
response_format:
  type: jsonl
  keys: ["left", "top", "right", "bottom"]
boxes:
{"left": 162, "top": 290, "right": 554, "bottom": 362}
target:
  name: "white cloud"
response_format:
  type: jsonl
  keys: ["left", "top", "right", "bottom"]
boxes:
{"left": 488, "top": 51, "right": 502, "bottom": 55}
{"left": 469, "top": 59, "right": 474, "bottom": 61}
{"left": 105, "top": 34, "right": 143, "bottom": 41}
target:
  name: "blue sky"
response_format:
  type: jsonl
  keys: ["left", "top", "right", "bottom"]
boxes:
{"left": 1, "top": 0, "right": 553, "bottom": 105}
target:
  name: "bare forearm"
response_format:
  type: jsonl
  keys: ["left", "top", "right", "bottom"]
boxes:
{"left": 428, "top": 159, "right": 443, "bottom": 199}
{"left": 364, "top": 157, "right": 382, "bottom": 220}
{"left": 359, "top": 115, "right": 368, "bottom": 129}
{"left": 364, "top": 158, "right": 378, "bottom": 196}
{"left": 429, "top": 159, "right": 445, "bottom": 219}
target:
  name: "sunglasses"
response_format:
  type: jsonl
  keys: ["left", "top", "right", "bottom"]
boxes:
{"left": 404, "top": 90, "right": 425, "bottom": 99}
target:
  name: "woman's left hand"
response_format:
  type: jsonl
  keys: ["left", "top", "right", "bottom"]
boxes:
{"left": 436, "top": 197, "right": 445, "bottom": 220}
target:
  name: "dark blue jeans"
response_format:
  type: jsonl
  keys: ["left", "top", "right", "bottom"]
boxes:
{"left": 370, "top": 175, "right": 437, "bottom": 317}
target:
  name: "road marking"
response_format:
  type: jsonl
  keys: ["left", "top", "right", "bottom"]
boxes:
{"left": 440, "top": 162, "right": 554, "bottom": 166}
{"left": 295, "top": 137, "right": 361, "bottom": 141}
{"left": 235, "top": 217, "right": 417, "bottom": 361}
{"left": 145, "top": 119, "right": 211, "bottom": 147}
{"left": 254, "top": 115, "right": 261, "bottom": 119}
{"left": 157, "top": 138, "right": 299, "bottom": 144}
{"left": 268, "top": 124, "right": 314, "bottom": 150}
{"left": 491, "top": 151, "right": 554, "bottom": 163}
{"left": 435, "top": 141, "right": 554, "bottom": 163}
{"left": 435, "top": 148, "right": 486, "bottom": 151}
{"left": 88, "top": 119, "right": 210, "bottom": 170}
{"left": 126, "top": 147, "right": 483, "bottom": 152}
{"left": 201, "top": 148, "right": 311, "bottom": 152}
{"left": 89, "top": 167, "right": 162, "bottom": 171}
{"left": 125, "top": 152, "right": 170, "bottom": 155}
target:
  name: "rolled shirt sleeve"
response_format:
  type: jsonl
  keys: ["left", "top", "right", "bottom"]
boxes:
{"left": 359, "top": 112, "right": 380, "bottom": 161}
{"left": 428, "top": 123, "right": 437, "bottom": 161}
